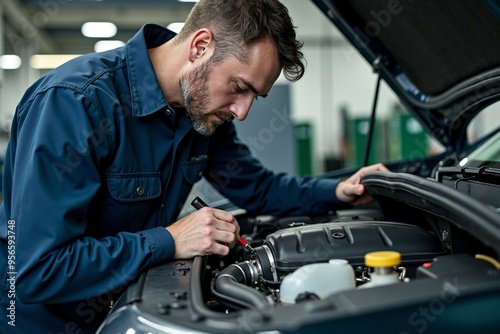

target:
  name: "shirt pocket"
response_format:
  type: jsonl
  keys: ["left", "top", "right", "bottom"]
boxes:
{"left": 106, "top": 172, "right": 161, "bottom": 202}
{"left": 182, "top": 155, "right": 208, "bottom": 185}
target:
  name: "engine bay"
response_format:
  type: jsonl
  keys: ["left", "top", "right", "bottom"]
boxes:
{"left": 99, "top": 172, "right": 500, "bottom": 333}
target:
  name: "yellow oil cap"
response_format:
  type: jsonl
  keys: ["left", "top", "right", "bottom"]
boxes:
{"left": 365, "top": 251, "right": 401, "bottom": 267}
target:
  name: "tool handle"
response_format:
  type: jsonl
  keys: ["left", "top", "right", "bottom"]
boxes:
{"left": 191, "top": 196, "right": 209, "bottom": 210}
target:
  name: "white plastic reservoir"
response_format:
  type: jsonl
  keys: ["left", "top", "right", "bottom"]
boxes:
{"left": 279, "top": 259, "right": 355, "bottom": 304}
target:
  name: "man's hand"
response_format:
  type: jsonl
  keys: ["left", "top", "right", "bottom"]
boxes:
{"left": 166, "top": 207, "right": 240, "bottom": 259}
{"left": 335, "top": 163, "right": 389, "bottom": 206}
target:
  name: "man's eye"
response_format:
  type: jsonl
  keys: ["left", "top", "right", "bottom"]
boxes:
{"left": 235, "top": 83, "right": 259, "bottom": 101}
{"left": 235, "top": 84, "right": 244, "bottom": 93}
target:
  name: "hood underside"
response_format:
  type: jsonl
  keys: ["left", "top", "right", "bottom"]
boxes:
{"left": 312, "top": 0, "right": 500, "bottom": 148}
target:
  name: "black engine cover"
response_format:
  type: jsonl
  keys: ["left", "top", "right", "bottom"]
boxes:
{"left": 260, "top": 221, "right": 445, "bottom": 280}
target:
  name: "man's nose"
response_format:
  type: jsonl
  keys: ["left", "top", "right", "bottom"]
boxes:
{"left": 229, "top": 96, "right": 254, "bottom": 121}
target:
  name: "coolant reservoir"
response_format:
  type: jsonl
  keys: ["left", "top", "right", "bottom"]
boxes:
{"left": 279, "top": 259, "right": 355, "bottom": 304}
{"left": 358, "top": 251, "right": 401, "bottom": 289}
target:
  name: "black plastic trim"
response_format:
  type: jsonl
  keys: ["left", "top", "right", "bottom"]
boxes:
{"left": 362, "top": 171, "right": 500, "bottom": 256}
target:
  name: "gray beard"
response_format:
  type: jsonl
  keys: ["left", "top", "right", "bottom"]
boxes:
{"left": 180, "top": 79, "right": 213, "bottom": 136}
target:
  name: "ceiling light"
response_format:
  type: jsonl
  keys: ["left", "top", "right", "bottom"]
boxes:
{"left": 30, "top": 55, "right": 81, "bottom": 69}
{"left": 167, "top": 23, "right": 185, "bottom": 33}
{"left": 0, "top": 55, "right": 22, "bottom": 70}
{"left": 94, "top": 40, "right": 125, "bottom": 53}
{"left": 81, "top": 22, "right": 117, "bottom": 38}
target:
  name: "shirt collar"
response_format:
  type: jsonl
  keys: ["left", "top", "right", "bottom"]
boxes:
{"left": 126, "top": 24, "right": 177, "bottom": 117}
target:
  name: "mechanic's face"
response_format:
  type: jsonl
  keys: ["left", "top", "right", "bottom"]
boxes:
{"left": 180, "top": 37, "right": 281, "bottom": 136}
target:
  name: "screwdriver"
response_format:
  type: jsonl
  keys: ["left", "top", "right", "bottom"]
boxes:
{"left": 191, "top": 196, "right": 255, "bottom": 252}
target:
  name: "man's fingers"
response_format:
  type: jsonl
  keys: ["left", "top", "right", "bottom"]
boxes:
{"left": 207, "top": 243, "right": 230, "bottom": 257}
{"left": 343, "top": 183, "right": 363, "bottom": 198}
{"left": 211, "top": 208, "right": 235, "bottom": 222}
{"left": 354, "top": 184, "right": 364, "bottom": 196}
{"left": 212, "top": 208, "right": 240, "bottom": 239}
{"left": 199, "top": 229, "right": 235, "bottom": 256}
{"left": 219, "top": 229, "right": 237, "bottom": 245}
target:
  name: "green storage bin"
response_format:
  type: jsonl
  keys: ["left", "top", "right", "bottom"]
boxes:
{"left": 389, "top": 112, "right": 428, "bottom": 161}
{"left": 294, "top": 122, "right": 313, "bottom": 176}
{"left": 347, "top": 117, "right": 386, "bottom": 167}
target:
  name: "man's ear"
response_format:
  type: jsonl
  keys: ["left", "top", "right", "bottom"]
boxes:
{"left": 188, "top": 29, "right": 214, "bottom": 62}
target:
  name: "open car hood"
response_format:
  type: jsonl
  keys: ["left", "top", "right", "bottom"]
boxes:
{"left": 312, "top": 0, "right": 500, "bottom": 150}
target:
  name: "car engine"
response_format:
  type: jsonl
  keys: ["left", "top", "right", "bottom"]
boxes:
{"left": 211, "top": 215, "right": 444, "bottom": 312}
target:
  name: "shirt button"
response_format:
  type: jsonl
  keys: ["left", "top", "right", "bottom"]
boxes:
{"left": 137, "top": 187, "right": 145, "bottom": 196}
{"left": 165, "top": 109, "right": 172, "bottom": 116}
{"left": 198, "top": 171, "right": 203, "bottom": 178}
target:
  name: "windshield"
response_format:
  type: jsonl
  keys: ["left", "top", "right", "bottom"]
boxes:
{"left": 460, "top": 130, "right": 500, "bottom": 168}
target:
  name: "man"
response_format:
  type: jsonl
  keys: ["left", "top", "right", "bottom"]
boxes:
{"left": 0, "top": 0, "right": 388, "bottom": 332}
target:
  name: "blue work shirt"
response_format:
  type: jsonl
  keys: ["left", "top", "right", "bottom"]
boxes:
{"left": 0, "top": 24, "right": 344, "bottom": 333}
